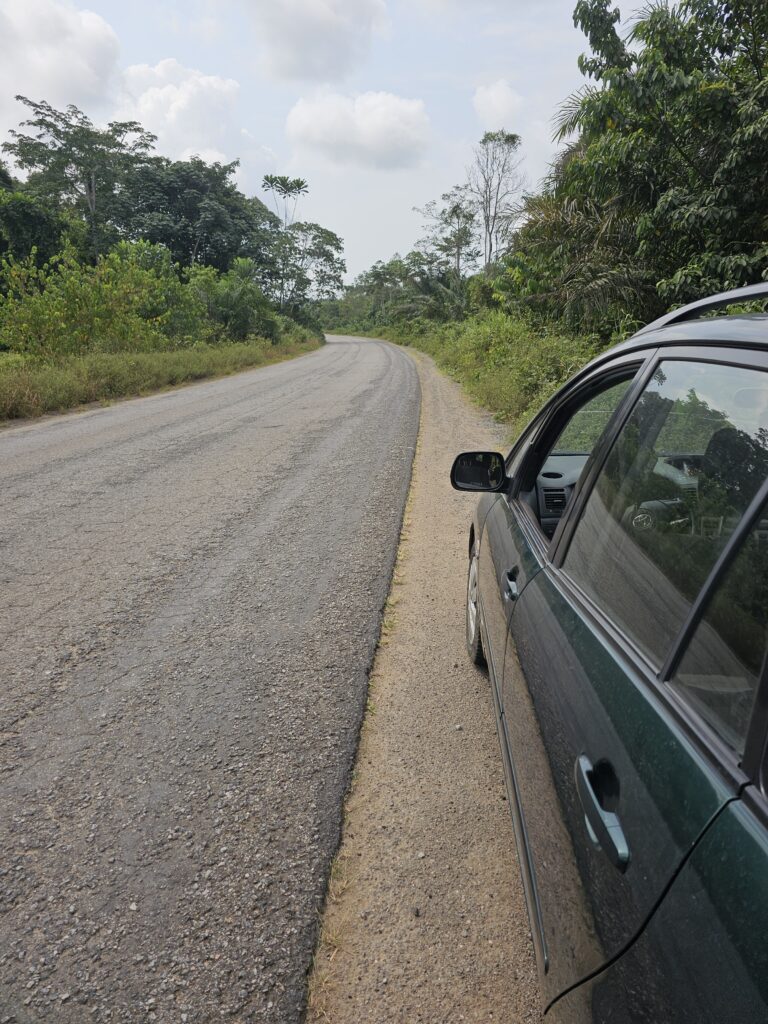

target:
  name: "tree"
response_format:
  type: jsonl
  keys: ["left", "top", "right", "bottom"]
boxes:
{"left": 467, "top": 130, "right": 525, "bottom": 270}
{"left": 0, "top": 192, "right": 63, "bottom": 264}
{"left": 562, "top": 0, "right": 768, "bottom": 305}
{"left": 0, "top": 160, "right": 14, "bottom": 191}
{"left": 415, "top": 185, "right": 480, "bottom": 277}
{"left": 497, "top": 0, "right": 768, "bottom": 332}
{"left": 269, "top": 221, "right": 345, "bottom": 316}
{"left": 190, "top": 257, "right": 277, "bottom": 341}
{"left": 115, "top": 156, "right": 279, "bottom": 271}
{"left": 2, "top": 97, "right": 156, "bottom": 259}
{"left": 262, "top": 174, "right": 308, "bottom": 229}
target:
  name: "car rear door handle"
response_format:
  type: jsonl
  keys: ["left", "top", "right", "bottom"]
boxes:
{"left": 575, "top": 755, "right": 630, "bottom": 872}
{"left": 503, "top": 566, "right": 519, "bottom": 601}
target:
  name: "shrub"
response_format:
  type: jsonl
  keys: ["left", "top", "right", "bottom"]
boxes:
{"left": 0, "top": 242, "right": 206, "bottom": 358}
{"left": 374, "top": 310, "right": 605, "bottom": 437}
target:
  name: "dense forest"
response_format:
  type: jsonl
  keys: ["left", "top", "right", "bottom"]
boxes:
{"left": 320, "top": 0, "right": 768, "bottom": 434}
{"left": 0, "top": 97, "right": 344, "bottom": 417}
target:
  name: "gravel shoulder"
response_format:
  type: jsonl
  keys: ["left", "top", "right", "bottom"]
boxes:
{"left": 307, "top": 351, "right": 541, "bottom": 1023}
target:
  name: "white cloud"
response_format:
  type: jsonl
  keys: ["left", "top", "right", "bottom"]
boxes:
{"left": 247, "top": 0, "right": 388, "bottom": 81}
{"left": 473, "top": 79, "right": 524, "bottom": 131}
{"left": 286, "top": 90, "right": 429, "bottom": 169}
{"left": 0, "top": 0, "right": 120, "bottom": 147}
{"left": 118, "top": 58, "right": 240, "bottom": 162}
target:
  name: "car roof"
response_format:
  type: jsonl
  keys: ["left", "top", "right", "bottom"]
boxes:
{"left": 614, "top": 312, "right": 768, "bottom": 357}
{"left": 571, "top": 314, "right": 768, "bottom": 389}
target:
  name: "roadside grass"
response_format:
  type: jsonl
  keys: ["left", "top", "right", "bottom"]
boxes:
{"left": 0, "top": 336, "right": 322, "bottom": 421}
{"left": 332, "top": 311, "right": 605, "bottom": 439}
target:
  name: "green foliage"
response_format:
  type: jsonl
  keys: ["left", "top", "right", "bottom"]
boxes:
{"left": 115, "top": 157, "right": 279, "bottom": 271}
{"left": 0, "top": 160, "right": 14, "bottom": 191}
{"left": 267, "top": 221, "right": 346, "bottom": 315}
{"left": 502, "top": 0, "right": 768, "bottom": 333}
{"left": 368, "top": 310, "right": 604, "bottom": 437}
{"left": 262, "top": 175, "right": 309, "bottom": 230}
{"left": 0, "top": 242, "right": 206, "bottom": 358}
{"left": 0, "top": 191, "right": 63, "bottom": 264}
{"left": 415, "top": 185, "right": 480, "bottom": 276}
{"left": 3, "top": 96, "right": 156, "bottom": 259}
{"left": 0, "top": 98, "right": 345, "bottom": 330}
{"left": 190, "top": 257, "right": 277, "bottom": 342}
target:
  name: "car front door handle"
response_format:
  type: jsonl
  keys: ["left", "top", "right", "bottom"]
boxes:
{"left": 575, "top": 755, "right": 630, "bottom": 872}
{"left": 504, "top": 566, "right": 519, "bottom": 601}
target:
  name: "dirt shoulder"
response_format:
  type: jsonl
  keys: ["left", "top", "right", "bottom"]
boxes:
{"left": 308, "top": 351, "right": 541, "bottom": 1023}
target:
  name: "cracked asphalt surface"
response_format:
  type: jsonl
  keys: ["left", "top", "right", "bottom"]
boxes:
{"left": 0, "top": 336, "right": 420, "bottom": 1023}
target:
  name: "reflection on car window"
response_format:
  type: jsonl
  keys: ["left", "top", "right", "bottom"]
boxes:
{"left": 553, "top": 379, "right": 631, "bottom": 455}
{"left": 671, "top": 507, "right": 768, "bottom": 754}
{"left": 564, "top": 362, "right": 768, "bottom": 667}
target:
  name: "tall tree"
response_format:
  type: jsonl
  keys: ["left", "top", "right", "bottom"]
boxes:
{"left": 262, "top": 174, "right": 309, "bottom": 230}
{"left": 415, "top": 185, "right": 480, "bottom": 277}
{"left": 0, "top": 192, "right": 63, "bottom": 264}
{"left": 499, "top": 0, "right": 768, "bottom": 332}
{"left": 0, "top": 160, "right": 14, "bottom": 191}
{"left": 467, "top": 130, "right": 524, "bottom": 270}
{"left": 265, "top": 221, "right": 345, "bottom": 315}
{"left": 2, "top": 97, "right": 156, "bottom": 259}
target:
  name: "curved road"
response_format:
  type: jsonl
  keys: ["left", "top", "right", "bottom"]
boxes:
{"left": 0, "top": 337, "right": 420, "bottom": 1022}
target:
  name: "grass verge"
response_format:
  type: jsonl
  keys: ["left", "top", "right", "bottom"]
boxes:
{"left": 0, "top": 336, "right": 322, "bottom": 422}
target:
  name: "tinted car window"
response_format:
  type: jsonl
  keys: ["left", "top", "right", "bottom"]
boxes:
{"left": 564, "top": 361, "right": 768, "bottom": 666}
{"left": 552, "top": 378, "right": 631, "bottom": 455}
{"left": 671, "top": 507, "right": 768, "bottom": 753}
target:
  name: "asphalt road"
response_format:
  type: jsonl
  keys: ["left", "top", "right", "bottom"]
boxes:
{"left": 0, "top": 336, "right": 420, "bottom": 1023}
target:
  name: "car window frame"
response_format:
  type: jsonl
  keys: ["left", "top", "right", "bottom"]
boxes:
{"left": 502, "top": 348, "right": 658, "bottom": 562}
{"left": 544, "top": 343, "right": 768, "bottom": 790}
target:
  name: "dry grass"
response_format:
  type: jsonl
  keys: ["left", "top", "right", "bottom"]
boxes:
{"left": 0, "top": 337, "right": 321, "bottom": 422}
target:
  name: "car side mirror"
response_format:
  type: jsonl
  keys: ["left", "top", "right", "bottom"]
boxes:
{"left": 450, "top": 451, "right": 508, "bottom": 492}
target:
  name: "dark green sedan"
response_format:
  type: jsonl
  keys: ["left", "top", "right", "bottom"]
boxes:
{"left": 451, "top": 284, "right": 768, "bottom": 1023}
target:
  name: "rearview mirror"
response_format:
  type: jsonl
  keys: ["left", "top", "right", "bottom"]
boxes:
{"left": 450, "top": 451, "right": 508, "bottom": 492}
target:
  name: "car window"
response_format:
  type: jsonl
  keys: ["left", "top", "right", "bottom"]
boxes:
{"left": 522, "top": 375, "right": 636, "bottom": 539}
{"left": 563, "top": 361, "right": 768, "bottom": 667}
{"left": 670, "top": 507, "right": 768, "bottom": 754}
{"left": 552, "top": 378, "right": 632, "bottom": 455}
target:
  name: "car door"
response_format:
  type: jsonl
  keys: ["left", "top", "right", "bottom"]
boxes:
{"left": 477, "top": 359, "right": 643, "bottom": 696}
{"left": 547, "top": 507, "right": 768, "bottom": 1023}
{"left": 500, "top": 351, "right": 768, "bottom": 1008}
{"left": 476, "top": 490, "right": 544, "bottom": 687}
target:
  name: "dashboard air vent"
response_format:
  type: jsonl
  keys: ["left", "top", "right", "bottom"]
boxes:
{"left": 543, "top": 488, "right": 567, "bottom": 514}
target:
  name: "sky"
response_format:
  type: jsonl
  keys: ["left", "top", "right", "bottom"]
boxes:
{"left": 0, "top": 0, "right": 596, "bottom": 279}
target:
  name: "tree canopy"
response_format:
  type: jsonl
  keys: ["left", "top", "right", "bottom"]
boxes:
{"left": 0, "top": 96, "right": 346, "bottom": 328}
{"left": 499, "top": 0, "right": 768, "bottom": 332}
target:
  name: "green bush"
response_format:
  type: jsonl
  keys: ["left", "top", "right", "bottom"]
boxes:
{"left": 369, "top": 310, "right": 605, "bottom": 438}
{"left": 189, "top": 258, "right": 278, "bottom": 343}
{"left": 0, "top": 241, "right": 206, "bottom": 358}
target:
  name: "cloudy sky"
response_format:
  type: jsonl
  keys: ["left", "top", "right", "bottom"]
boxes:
{"left": 0, "top": 0, "right": 596, "bottom": 278}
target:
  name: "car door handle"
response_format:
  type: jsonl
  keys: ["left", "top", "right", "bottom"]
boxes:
{"left": 575, "top": 755, "right": 630, "bottom": 872}
{"left": 503, "top": 566, "right": 519, "bottom": 601}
